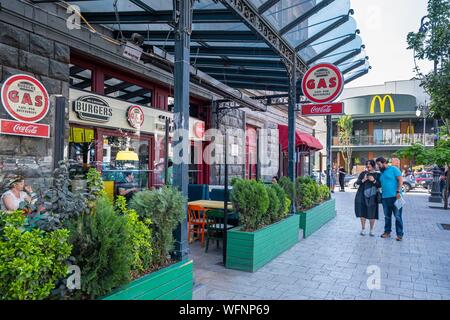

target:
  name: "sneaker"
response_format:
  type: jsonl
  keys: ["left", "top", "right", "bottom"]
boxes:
{"left": 380, "top": 232, "right": 391, "bottom": 238}
{"left": 360, "top": 229, "right": 366, "bottom": 236}
{"left": 369, "top": 231, "right": 375, "bottom": 237}
{"left": 396, "top": 236, "right": 403, "bottom": 241}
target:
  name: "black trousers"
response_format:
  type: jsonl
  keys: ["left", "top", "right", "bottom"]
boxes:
{"left": 339, "top": 177, "right": 345, "bottom": 190}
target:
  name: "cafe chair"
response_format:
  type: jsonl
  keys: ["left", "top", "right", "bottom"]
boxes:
{"left": 187, "top": 205, "right": 207, "bottom": 246}
{"left": 204, "top": 209, "right": 234, "bottom": 253}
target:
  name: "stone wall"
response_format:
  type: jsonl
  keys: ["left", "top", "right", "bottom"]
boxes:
{"left": 0, "top": 20, "right": 70, "bottom": 191}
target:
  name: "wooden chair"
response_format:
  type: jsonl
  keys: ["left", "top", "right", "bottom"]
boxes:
{"left": 187, "top": 205, "right": 207, "bottom": 246}
{"left": 204, "top": 209, "right": 235, "bottom": 253}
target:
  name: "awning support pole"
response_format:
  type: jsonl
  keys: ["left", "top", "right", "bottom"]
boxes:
{"left": 287, "top": 59, "right": 297, "bottom": 213}
{"left": 172, "top": 0, "right": 192, "bottom": 262}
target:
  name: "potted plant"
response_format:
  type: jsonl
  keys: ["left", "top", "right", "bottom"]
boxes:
{"left": 296, "top": 177, "right": 336, "bottom": 238}
{"left": 226, "top": 179, "right": 298, "bottom": 272}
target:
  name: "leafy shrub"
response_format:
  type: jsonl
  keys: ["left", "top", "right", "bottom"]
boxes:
{"left": 318, "top": 185, "right": 331, "bottom": 202}
{"left": 86, "top": 168, "right": 106, "bottom": 204}
{"left": 296, "top": 177, "right": 316, "bottom": 211}
{"left": 68, "top": 196, "right": 133, "bottom": 299}
{"left": 0, "top": 211, "right": 72, "bottom": 300}
{"left": 27, "top": 161, "right": 89, "bottom": 232}
{"left": 230, "top": 179, "right": 269, "bottom": 231}
{"left": 264, "top": 185, "right": 280, "bottom": 225}
{"left": 115, "top": 196, "right": 153, "bottom": 274}
{"left": 278, "top": 176, "right": 295, "bottom": 204}
{"left": 129, "top": 186, "right": 186, "bottom": 266}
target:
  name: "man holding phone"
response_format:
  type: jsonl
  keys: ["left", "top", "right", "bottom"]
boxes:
{"left": 376, "top": 157, "right": 404, "bottom": 241}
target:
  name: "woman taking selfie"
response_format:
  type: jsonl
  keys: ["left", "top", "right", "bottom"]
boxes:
{"left": 354, "top": 160, "right": 381, "bottom": 236}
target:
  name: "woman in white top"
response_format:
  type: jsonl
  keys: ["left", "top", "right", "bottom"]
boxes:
{"left": 1, "top": 175, "right": 32, "bottom": 211}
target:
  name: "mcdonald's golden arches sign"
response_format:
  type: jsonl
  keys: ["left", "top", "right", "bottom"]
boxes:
{"left": 370, "top": 95, "right": 395, "bottom": 113}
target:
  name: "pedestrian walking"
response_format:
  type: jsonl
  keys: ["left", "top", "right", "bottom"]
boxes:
{"left": 376, "top": 157, "right": 404, "bottom": 241}
{"left": 330, "top": 165, "right": 337, "bottom": 193}
{"left": 354, "top": 160, "right": 380, "bottom": 236}
{"left": 338, "top": 166, "right": 346, "bottom": 192}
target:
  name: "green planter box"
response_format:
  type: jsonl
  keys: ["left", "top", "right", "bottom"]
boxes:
{"left": 102, "top": 260, "right": 193, "bottom": 300}
{"left": 298, "top": 198, "right": 336, "bottom": 238}
{"left": 226, "top": 214, "right": 300, "bottom": 272}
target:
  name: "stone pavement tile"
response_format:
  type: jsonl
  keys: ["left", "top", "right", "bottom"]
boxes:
{"left": 232, "top": 294, "right": 266, "bottom": 300}
{"left": 205, "top": 289, "right": 236, "bottom": 300}
{"left": 335, "top": 279, "right": 363, "bottom": 289}
{"left": 295, "top": 279, "right": 322, "bottom": 289}
{"left": 278, "top": 293, "right": 310, "bottom": 300}
{"left": 311, "top": 275, "right": 337, "bottom": 284}
{"left": 211, "top": 282, "right": 260, "bottom": 296}
{"left": 425, "top": 285, "right": 450, "bottom": 295}
{"left": 385, "top": 286, "right": 414, "bottom": 298}
{"left": 326, "top": 292, "right": 356, "bottom": 300}
{"left": 329, "top": 271, "right": 353, "bottom": 280}
{"left": 370, "top": 291, "right": 401, "bottom": 300}
{"left": 413, "top": 290, "right": 443, "bottom": 300}
{"left": 253, "top": 287, "right": 286, "bottom": 300}
{"left": 271, "top": 274, "right": 300, "bottom": 285}
{"left": 297, "top": 288, "right": 329, "bottom": 299}
{"left": 343, "top": 286, "right": 371, "bottom": 299}
{"left": 275, "top": 283, "right": 304, "bottom": 294}
{"left": 436, "top": 280, "right": 450, "bottom": 289}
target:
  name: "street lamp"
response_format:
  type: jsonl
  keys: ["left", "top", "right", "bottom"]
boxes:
{"left": 415, "top": 102, "right": 428, "bottom": 145}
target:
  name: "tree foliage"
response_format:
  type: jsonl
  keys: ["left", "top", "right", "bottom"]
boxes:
{"left": 406, "top": 0, "right": 450, "bottom": 132}
{"left": 337, "top": 115, "right": 354, "bottom": 173}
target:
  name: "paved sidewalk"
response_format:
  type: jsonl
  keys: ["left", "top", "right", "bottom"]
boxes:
{"left": 191, "top": 189, "right": 450, "bottom": 300}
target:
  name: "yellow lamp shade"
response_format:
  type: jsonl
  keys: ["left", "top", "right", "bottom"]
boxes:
{"left": 116, "top": 150, "right": 139, "bottom": 161}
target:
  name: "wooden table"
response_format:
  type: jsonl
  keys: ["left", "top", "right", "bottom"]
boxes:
{"left": 188, "top": 200, "right": 233, "bottom": 210}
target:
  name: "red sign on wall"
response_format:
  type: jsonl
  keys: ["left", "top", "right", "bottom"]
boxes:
{"left": 301, "top": 102, "right": 344, "bottom": 116}
{"left": 0, "top": 119, "right": 50, "bottom": 138}
{"left": 1, "top": 74, "right": 50, "bottom": 123}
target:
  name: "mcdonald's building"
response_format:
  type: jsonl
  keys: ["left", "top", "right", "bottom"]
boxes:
{"left": 321, "top": 80, "right": 437, "bottom": 173}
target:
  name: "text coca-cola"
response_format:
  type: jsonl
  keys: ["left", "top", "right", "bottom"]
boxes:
{"left": 13, "top": 124, "right": 38, "bottom": 134}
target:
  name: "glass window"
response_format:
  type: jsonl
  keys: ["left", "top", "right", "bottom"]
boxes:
{"left": 104, "top": 76, "right": 152, "bottom": 107}
{"left": 70, "top": 64, "right": 92, "bottom": 91}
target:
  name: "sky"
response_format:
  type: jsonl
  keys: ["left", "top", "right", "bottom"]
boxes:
{"left": 347, "top": 0, "right": 433, "bottom": 87}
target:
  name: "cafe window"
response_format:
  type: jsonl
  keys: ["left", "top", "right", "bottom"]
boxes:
{"left": 104, "top": 76, "right": 152, "bottom": 107}
{"left": 69, "top": 64, "right": 92, "bottom": 92}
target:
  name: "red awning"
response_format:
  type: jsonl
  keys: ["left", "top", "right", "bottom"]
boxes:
{"left": 278, "top": 124, "right": 323, "bottom": 152}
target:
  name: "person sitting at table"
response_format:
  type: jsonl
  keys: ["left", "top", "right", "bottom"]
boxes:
{"left": 118, "top": 171, "right": 140, "bottom": 202}
{"left": 1, "top": 175, "right": 33, "bottom": 211}
{"left": 272, "top": 176, "right": 278, "bottom": 184}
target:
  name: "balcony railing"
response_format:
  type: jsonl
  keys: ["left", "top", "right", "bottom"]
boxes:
{"left": 333, "top": 134, "right": 435, "bottom": 147}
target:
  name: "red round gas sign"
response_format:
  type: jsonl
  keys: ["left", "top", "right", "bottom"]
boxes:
{"left": 301, "top": 63, "right": 343, "bottom": 104}
{"left": 1, "top": 74, "right": 49, "bottom": 123}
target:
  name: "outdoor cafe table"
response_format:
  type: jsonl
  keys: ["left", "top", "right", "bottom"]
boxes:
{"left": 187, "top": 200, "right": 233, "bottom": 210}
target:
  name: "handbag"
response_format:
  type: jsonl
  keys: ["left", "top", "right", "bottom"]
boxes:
{"left": 376, "top": 190, "right": 382, "bottom": 204}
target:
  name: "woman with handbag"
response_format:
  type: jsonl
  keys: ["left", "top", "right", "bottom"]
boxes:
{"left": 354, "top": 160, "right": 381, "bottom": 236}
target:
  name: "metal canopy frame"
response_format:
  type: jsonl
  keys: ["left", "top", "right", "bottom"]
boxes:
{"left": 55, "top": 0, "right": 370, "bottom": 93}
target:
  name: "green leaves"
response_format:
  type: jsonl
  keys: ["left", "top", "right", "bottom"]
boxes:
{"left": 129, "top": 187, "right": 186, "bottom": 266}
{"left": 230, "top": 179, "right": 270, "bottom": 232}
{"left": 68, "top": 196, "right": 133, "bottom": 299}
{"left": 0, "top": 211, "right": 72, "bottom": 300}
{"left": 407, "top": 0, "right": 450, "bottom": 129}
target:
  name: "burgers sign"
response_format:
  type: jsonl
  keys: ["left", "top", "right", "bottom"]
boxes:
{"left": 0, "top": 74, "right": 50, "bottom": 138}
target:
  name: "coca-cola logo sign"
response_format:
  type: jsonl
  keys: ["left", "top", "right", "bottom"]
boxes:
{"left": 1, "top": 74, "right": 50, "bottom": 122}
{"left": 301, "top": 63, "right": 344, "bottom": 104}
{"left": 301, "top": 102, "right": 344, "bottom": 116}
{"left": 127, "top": 105, "right": 144, "bottom": 129}
{"left": 0, "top": 119, "right": 50, "bottom": 138}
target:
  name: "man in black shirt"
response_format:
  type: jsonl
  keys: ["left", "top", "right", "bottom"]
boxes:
{"left": 118, "top": 172, "right": 140, "bottom": 202}
{"left": 338, "top": 166, "right": 346, "bottom": 192}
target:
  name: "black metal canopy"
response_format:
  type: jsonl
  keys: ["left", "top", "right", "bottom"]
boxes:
{"left": 45, "top": 0, "right": 370, "bottom": 93}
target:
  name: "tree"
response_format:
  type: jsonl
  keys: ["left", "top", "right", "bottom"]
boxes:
{"left": 395, "top": 133, "right": 450, "bottom": 209}
{"left": 406, "top": 0, "right": 450, "bottom": 134}
{"left": 337, "top": 115, "right": 353, "bottom": 174}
